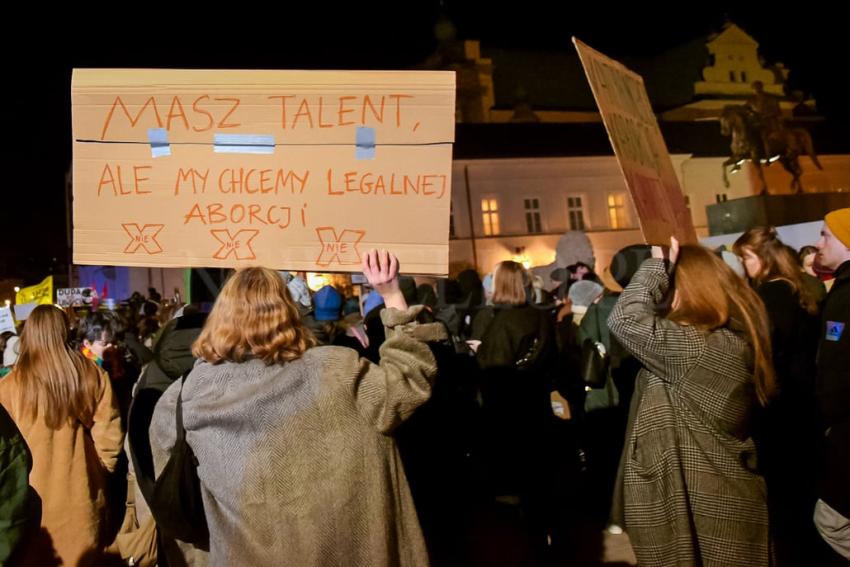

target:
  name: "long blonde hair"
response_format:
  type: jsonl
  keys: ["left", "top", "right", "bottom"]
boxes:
{"left": 10, "top": 305, "right": 101, "bottom": 429}
{"left": 193, "top": 267, "right": 315, "bottom": 365}
{"left": 733, "top": 226, "right": 818, "bottom": 314}
{"left": 668, "top": 245, "right": 776, "bottom": 406}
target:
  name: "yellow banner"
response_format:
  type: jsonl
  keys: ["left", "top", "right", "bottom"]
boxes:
{"left": 16, "top": 276, "right": 54, "bottom": 306}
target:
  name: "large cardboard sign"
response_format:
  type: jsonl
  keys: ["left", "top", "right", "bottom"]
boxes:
{"left": 72, "top": 69, "right": 456, "bottom": 274}
{"left": 574, "top": 39, "right": 696, "bottom": 244}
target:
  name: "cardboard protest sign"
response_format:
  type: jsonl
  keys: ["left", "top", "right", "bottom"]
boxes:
{"left": 16, "top": 276, "right": 53, "bottom": 306}
{"left": 573, "top": 39, "right": 696, "bottom": 244}
{"left": 56, "top": 287, "right": 96, "bottom": 308}
{"left": 0, "top": 307, "right": 16, "bottom": 334}
{"left": 13, "top": 303, "right": 37, "bottom": 321}
{"left": 73, "top": 69, "right": 456, "bottom": 274}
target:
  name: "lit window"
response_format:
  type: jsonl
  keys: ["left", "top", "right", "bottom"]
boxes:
{"left": 607, "top": 193, "right": 629, "bottom": 229}
{"left": 482, "top": 198, "right": 500, "bottom": 236}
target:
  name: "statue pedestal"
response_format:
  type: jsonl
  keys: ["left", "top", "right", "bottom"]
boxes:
{"left": 707, "top": 192, "right": 850, "bottom": 235}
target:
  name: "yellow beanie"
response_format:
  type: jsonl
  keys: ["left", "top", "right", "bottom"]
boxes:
{"left": 825, "top": 208, "right": 850, "bottom": 248}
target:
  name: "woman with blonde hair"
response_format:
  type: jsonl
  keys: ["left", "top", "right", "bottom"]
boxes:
{"left": 608, "top": 238, "right": 772, "bottom": 566}
{"left": 734, "top": 226, "right": 824, "bottom": 565}
{"left": 0, "top": 304, "right": 123, "bottom": 566}
{"left": 151, "top": 250, "right": 446, "bottom": 566}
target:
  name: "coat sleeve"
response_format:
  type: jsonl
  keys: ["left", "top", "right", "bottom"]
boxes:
{"left": 608, "top": 259, "right": 704, "bottom": 382}
{"left": 348, "top": 306, "right": 447, "bottom": 434}
{"left": 0, "top": 423, "right": 32, "bottom": 564}
{"left": 90, "top": 368, "right": 125, "bottom": 473}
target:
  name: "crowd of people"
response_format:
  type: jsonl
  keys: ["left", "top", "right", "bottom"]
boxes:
{"left": 0, "top": 208, "right": 848, "bottom": 566}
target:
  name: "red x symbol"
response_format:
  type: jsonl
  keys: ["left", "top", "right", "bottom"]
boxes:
{"left": 122, "top": 223, "right": 164, "bottom": 254}
{"left": 211, "top": 229, "right": 260, "bottom": 260}
{"left": 315, "top": 227, "right": 365, "bottom": 267}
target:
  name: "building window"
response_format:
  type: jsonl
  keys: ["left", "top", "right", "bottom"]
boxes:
{"left": 566, "top": 195, "right": 587, "bottom": 231}
{"left": 482, "top": 198, "right": 500, "bottom": 236}
{"left": 729, "top": 70, "right": 736, "bottom": 82}
{"left": 715, "top": 193, "right": 728, "bottom": 203}
{"left": 449, "top": 202, "right": 455, "bottom": 238}
{"left": 524, "top": 198, "right": 542, "bottom": 234}
{"left": 741, "top": 71, "right": 748, "bottom": 83}
{"left": 607, "top": 193, "right": 629, "bottom": 229}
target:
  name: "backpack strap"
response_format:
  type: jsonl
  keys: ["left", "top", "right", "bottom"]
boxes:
{"left": 176, "top": 378, "right": 187, "bottom": 442}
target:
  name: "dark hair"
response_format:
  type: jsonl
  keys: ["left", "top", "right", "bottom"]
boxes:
{"left": 77, "top": 311, "right": 117, "bottom": 345}
{"left": 0, "top": 331, "right": 15, "bottom": 357}
{"left": 143, "top": 300, "right": 159, "bottom": 317}
{"left": 416, "top": 284, "right": 437, "bottom": 309}
{"left": 609, "top": 245, "right": 653, "bottom": 289}
{"left": 148, "top": 287, "right": 162, "bottom": 302}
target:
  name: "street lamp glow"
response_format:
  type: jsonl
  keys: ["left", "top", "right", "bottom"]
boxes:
{"left": 306, "top": 273, "right": 330, "bottom": 291}
{"left": 13, "top": 286, "right": 20, "bottom": 293}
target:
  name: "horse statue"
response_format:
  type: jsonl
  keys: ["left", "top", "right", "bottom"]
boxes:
{"left": 719, "top": 104, "right": 822, "bottom": 194}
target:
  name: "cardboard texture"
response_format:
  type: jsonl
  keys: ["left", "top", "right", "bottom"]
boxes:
{"left": 574, "top": 39, "right": 697, "bottom": 244}
{"left": 72, "top": 69, "right": 456, "bottom": 274}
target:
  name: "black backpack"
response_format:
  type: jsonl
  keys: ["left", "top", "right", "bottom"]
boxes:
{"left": 148, "top": 377, "right": 210, "bottom": 550}
{"left": 128, "top": 313, "right": 207, "bottom": 509}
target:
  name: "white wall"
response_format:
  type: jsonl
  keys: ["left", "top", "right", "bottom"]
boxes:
{"left": 447, "top": 152, "right": 847, "bottom": 277}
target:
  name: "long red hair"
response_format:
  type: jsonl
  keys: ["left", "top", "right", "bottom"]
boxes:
{"left": 194, "top": 267, "right": 316, "bottom": 365}
{"left": 668, "top": 245, "right": 776, "bottom": 405}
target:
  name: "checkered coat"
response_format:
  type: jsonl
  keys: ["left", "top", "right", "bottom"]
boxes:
{"left": 608, "top": 259, "right": 769, "bottom": 567}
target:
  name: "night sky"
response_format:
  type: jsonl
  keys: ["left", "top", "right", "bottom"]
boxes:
{"left": 2, "top": 3, "right": 844, "bottom": 281}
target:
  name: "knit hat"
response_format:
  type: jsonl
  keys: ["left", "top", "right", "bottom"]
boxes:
{"left": 362, "top": 290, "right": 384, "bottom": 317}
{"left": 342, "top": 297, "right": 361, "bottom": 316}
{"left": 568, "top": 280, "right": 604, "bottom": 312}
{"left": 825, "top": 208, "right": 850, "bottom": 248}
{"left": 609, "top": 244, "right": 653, "bottom": 289}
{"left": 313, "top": 286, "right": 342, "bottom": 321}
{"left": 549, "top": 268, "right": 569, "bottom": 284}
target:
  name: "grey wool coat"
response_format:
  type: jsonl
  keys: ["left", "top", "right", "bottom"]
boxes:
{"left": 608, "top": 259, "right": 769, "bottom": 567}
{"left": 151, "top": 306, "right": 446, "bottom": 567}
